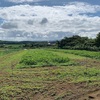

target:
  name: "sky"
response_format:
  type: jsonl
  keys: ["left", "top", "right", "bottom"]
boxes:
{"left": 0, "top": 0, "right": 100, "bottom": 41}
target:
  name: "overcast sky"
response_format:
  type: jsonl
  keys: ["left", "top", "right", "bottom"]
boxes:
{"left": 0, "top": 0, "right": 100, "bottom": 41}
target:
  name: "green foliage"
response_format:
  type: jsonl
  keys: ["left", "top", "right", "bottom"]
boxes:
{"left": 95, "top": 32, "right": 100, "bottom": 47}
{"left": 19, "top": 49, "right": 70, "bottom": 68}
{"left": 58, "top": 35, "right": 89, "bottom": 48}
{"left": 57, "top": 34, "right": 100, "bottom": 51}
{"left": 50, "top": 49, "right": 100, "bottom": 59}
{"left": 63, "top": 50, "right": 100, "bottom": 59}
{"left": 0, "top": 49, "right": 19, "bottom": 57}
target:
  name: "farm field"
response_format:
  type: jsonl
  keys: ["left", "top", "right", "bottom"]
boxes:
{"left": 0, "top": 49, "right": 100, "bottom": 100}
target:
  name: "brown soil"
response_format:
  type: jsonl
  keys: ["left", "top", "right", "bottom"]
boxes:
{"left": 0, "top": 70, "right": 100, "bottom": 100}
{"left": 29, "top": 58, "right": 100, "bottom": 100}
{"left": 25, "top": 81, "right": 100, "bottom": 100}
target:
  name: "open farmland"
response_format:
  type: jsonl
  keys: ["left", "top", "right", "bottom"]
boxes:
{"left": 0, "top": 49, "right": 100, "bottom": 100}
{"left": 18, "top": 49, "right": 74, "bottom": 68}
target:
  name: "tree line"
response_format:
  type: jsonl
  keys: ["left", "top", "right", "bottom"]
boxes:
{"left": 57, "top": 32, "right": 100, "bottom": 51}
{"left": 0, "top": 33, "right": 100, "bottom": 51}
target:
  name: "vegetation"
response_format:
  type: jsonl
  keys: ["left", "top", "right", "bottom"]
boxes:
{"left": 0, "top": 49, "right": 100, "bottom": 100}
{"left": 0, "top": 49, "right": 19, "bottom": 57}
{"left": 64, "top": 50, "right": 100, "bottom": 59}
{"left": 57, "top": 33, "right": 100, "bottom": 51}
{"left": 18, "top": 49, "right": 72, "bottom": 68}
{"left": 0, "top": 32, "right": 100, "bottom": 51}
{"left": 0, "top": 32, "right": 100, "bottom": 99}
{"left": 95, "top": 32, "right": 100, "bottom": 47}
{"left": 0, "top": 41, "right": 56, "bottom": 49}
{"left": 51, "top": 49, "right": 100, "bottom": 59}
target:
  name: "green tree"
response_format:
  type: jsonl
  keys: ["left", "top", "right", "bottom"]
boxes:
{"left": 95, "top": 32, "right": 100, "bottom": 47}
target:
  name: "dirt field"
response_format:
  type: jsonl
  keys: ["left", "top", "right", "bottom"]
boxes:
{"left": 0, "top": 49, "right": 100, "bottom": 100}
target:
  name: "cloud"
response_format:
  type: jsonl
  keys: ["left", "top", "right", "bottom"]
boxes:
{"left": 27, "top": 20, "right": 34, "bottom": 25}
{"left": 0, "top": 2, "right": 100, "bottom": 41}
{"left": 68, "top": 2, "right": 100, "bottom": 14}
{"left": 40, "top": 18, "right": 48, "bottom": 25}
{"left": 7, "top": 0, "right": 47, "bottom": 3}
{"left": 1, "top": 21, "right": 18, "bottom": 29}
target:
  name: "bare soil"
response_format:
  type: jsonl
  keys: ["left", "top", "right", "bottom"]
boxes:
{"left": 14, "top": 81, "right": 99, "bottom": 100}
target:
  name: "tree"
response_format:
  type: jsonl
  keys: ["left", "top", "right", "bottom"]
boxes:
{"left": 95, "top": 32, "right": 100, "bottom": 47}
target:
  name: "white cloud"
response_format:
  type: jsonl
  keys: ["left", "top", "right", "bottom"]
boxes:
{"left": 7, "top": 0, "right": 46, "bottom": 3}
{"left": 0, "top": 2, "right": 100, "bottom": 41}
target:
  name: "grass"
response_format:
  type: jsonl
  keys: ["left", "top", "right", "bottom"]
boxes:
{"left": 18, "top": 49, "right": 74, "bottom": 68}
{"left": 0, "top": 66, "right": 100, "bottom": 100}
{"left": 0, "top": 49, "right": 27, "bottom": 71}
{"left": 50, "top": 49, "right": 100, "bottom": 59}
{"left": 51, "top": 50, "right": 86, "bottom": 60}
{"left": 52, "top": 66, "right": 100, "bottom": 83}
{"left": 0, "top": 49, "right": 100, "bottom": 100}
{"left": 0, "top": 49, "right": 19, "bottom": 57}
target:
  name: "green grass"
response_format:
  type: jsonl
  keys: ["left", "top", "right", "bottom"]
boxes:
{"left": 18, "top": 49, "right": 73, "bottom": 68}
{"left": 0, "top": 49, "right": 19, "bottom": 57}
{"left": 0, "top": 50, "right": 27, "bottom": 70}
{"left": 0, "top": 49, "right": 100, "bottom": 100}
{"left": 65, "top": 50, "right": 100, "bottom": 59}
{"left": 51, "top": 49, "right": 100, "bottom": 59}
{"left": 51, "top": 50, "right": 86, "bottom": 60}
{"left": 52, "top": 66, "right": 100, "bottom": 83}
